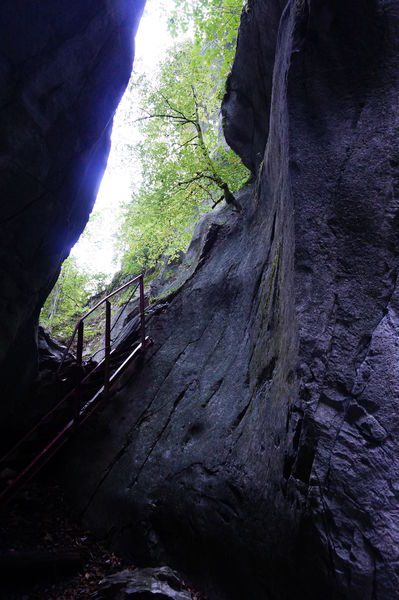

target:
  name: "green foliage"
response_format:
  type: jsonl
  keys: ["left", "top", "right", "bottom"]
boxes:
{"left": 41, "top": 1, "right": 248, "bottom": 339}
{"left": 41, "top": 257, "right": 92, "bottom": 341}
{"left": 167, "top": 0, "right": 244, "bottom": 78}
{"left": 121, "top": 1, "right": 249, "bottom": 273}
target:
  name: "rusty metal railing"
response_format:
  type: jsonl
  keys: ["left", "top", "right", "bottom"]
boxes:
{"left": 58, "top": 274, "right": 146, "bottom": 393}
{"left": 0, "top": 275, "right": 151, "bottom": 508}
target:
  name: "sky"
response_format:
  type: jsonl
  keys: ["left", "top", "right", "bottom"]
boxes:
{"left": 71, "top": 0, "right": 175, "bottom": 278}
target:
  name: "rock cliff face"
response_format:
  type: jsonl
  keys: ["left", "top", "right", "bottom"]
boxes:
{"left": 62, "top": 0, "right": 398, "bottom": 598}
{"left": 0, "top": 0, "right": 145, "bottom": 423}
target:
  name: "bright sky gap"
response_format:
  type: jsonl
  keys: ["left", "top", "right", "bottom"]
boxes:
{"left": 71, "top": 1, "right": 176, "bottom": 279}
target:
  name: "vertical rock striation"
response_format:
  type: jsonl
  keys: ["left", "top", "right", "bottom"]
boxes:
{"left": 281, "top": 1, "right": 399, "bottom": 596}
{"left": 0, "top": 0, "right": 145, "bottom": 422}
{"left": 62, "top": 1, "right": 399, "bottom": 599}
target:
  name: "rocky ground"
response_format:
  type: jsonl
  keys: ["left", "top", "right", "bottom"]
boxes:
{"left": 0, "top": 472, "right": 204, "bottom": 599}
{"left": 0, "top": 475, "right": 124, "bottom": 599}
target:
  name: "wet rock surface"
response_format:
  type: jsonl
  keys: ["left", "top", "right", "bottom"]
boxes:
{"left": 0, "top": 0, "right": 146, "bottom": 422}
{"left": 222, "top": 0, "right": 287, "bottom": 174}
{"left": 30, "top": 0, "right": 399, "bottom": 598}
{"left": 64, "top": 183, "right": 294, "bottom": 600}
{"left": 96, "top": 566, "right": 194, "bottom": 599}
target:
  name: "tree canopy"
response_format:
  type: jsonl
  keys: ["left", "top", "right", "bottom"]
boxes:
{"left": 41, "top": 0, "right": 248, "bottom": 339}
{"left": 120, "top": 0, "right": 248, "bottom": 273}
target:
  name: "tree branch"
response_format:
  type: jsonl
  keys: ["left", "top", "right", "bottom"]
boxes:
{"left": 190, "top": 85, "right": 242, "bottom": 212}
{"left": 134, "top": 114, "right": 195, "bottom": 124}
{"left": 175, "top": 135, "right": 198, "bottom": 149}
{"left": 159, "top": 92, "right": 196, "bottom": 121}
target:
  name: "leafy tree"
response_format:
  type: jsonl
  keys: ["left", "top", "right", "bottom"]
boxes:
{"left": 41, "top": 257, "right": 92, "bottom": 341}
{"left": 121, "top": 1, "right": 248, "bottom": 273}
{"left": 167, "top": 0, "right": 245, "bottom": 77}
{"left": 41, "top": 1, "right": 248, "bottom": 338}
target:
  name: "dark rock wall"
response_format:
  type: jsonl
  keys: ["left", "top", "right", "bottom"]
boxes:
{"left": 0, "top": 0, "right": 145, "bottom": 418}
{"left": 62, "top": 1, "right": 399, "bottom": 599}
{"left": 286, "top": 1, "right": 399, "bottom": 596}
{"left": 222, "top": 0, "right": 287, "bottom": 174}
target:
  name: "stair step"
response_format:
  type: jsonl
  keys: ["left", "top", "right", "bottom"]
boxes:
{"left": 0, "top": 329, "right": 150, "bottom": 506}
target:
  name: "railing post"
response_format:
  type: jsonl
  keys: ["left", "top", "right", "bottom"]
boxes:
{"left": 72, "top": 390, "right": 80, "bottom": 425}
{"left": 76, "top": 321, "right": 84, "bottom": 366}
{"left": 139, "top": 275, "right": 146, "bottom": 348}
{"left": 104, "top": 300, "right": 111, "bottom": 397}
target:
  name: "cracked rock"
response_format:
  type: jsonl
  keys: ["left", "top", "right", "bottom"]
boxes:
{"left": 57, "top": 1, "right": 399, "bottom": 598}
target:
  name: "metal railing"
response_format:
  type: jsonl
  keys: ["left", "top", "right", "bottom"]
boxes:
{"left": 0, "top": 275, "right": 151, "bottom": 508}
{"left": 59, "top": 274, "right": 146, "bottom": 394}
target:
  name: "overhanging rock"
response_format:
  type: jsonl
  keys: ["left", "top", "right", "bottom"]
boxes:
{"left": 0, "top": 0, "right": 146, "bottom": 423}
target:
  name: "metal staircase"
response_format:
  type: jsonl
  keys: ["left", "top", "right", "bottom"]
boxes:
{"left": 0, "top": 275, "right": 151, "bottom": 507}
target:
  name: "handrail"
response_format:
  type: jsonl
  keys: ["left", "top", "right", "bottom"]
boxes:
{"left": 0, "top": 275, "right": 151, "bottom": 508}
{"left": 58, "top": 274, "right": 146, "bottom": 377}
{"left": 77, "top": 274, "right": 144, "bottom": 322}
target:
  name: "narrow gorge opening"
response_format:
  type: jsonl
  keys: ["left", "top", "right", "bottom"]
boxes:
{"left": 2, "top": 1, "right": 397, "bottom": 598}
{"left": 40, "top": 0, "right": 248, "bottom": 350}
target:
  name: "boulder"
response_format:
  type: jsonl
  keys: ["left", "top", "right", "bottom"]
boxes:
{"left": 95, "top": 566, "right": 192, "bottom": 600}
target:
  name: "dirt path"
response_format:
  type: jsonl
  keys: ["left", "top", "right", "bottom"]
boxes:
{"left": 0, "top": 475, "right": 128, "bottom": 599}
